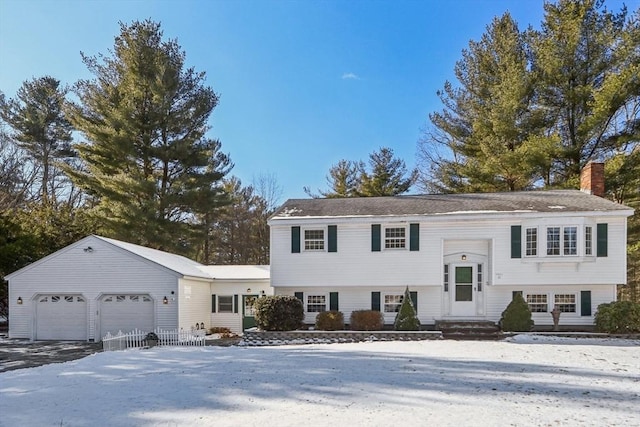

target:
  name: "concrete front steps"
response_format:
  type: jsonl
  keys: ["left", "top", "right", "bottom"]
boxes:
{"left": 435, "top": 320, "right": 504, "bottom": 340}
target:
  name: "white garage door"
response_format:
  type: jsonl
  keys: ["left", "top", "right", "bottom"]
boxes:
{"left": 100, "top": 294, "right": 154, "bottom": 338}
{"left": 36, "top": 295, "right": 87, "bottom": 340}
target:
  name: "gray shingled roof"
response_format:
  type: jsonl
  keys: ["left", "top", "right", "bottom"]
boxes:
{"left": 271, "top": 190, "right": 633, "bottom": 220}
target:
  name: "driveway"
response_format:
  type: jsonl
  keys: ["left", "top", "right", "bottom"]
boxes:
{"left": 0, "top": 334, "right": 102, "bottom": 373}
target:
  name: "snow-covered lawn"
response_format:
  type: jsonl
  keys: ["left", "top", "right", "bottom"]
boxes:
{"left": 1, "top": 336, "right": 639, "bottom": 426}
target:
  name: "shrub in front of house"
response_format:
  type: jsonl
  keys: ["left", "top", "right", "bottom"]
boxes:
{"left": 254, "top": 295, "right": 304, "bottom": 331}
{"left": 350, "top": 310, "right": 384, "bottom": 331}
{"left": 315, "top": 310, "right": 344, "bottom": 330}
{"left": 499, "top": 293, "right": 534, "bottom": 332}
{"left": 394, "top": 287, "right": 421, "bottom": 331}
{"left": 594, "top": 301, "right": 640, "bottom": 333}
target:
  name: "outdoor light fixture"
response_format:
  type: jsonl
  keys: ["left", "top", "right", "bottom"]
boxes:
{"left": 162, "top": 296, "right": 168, "bottom": 305}
{"left": 83, "top": 246, "right": 94, "bottom": 253}
{"left": 17, "top": 297, "right": 23, "bottom": 305}
{"left": 246, "top": 288, "right": 252, "bottom": 293}
{"left": 461, "top": 254, "right": 467, "bottom": 261}
{"left": 260, "top": 290, "right": 266, "bottom": 297}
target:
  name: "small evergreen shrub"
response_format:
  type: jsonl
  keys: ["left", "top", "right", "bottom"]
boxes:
{"left": 315, "top": 310, "right": 345, "bottom": 330}
{"left": 499, "top": 293, "right": 534, "bottom": 332}
{"left": 394, "top": 287, "right": 421, "bottom": 331}
{"left": 595, "top": 301, "right": 640, "bottom": 333}
{"left": 350, "top": 310, "right": 384, "bottom": 331}
{"left": 254, "top": 295, "right": 304, "bottom": 331}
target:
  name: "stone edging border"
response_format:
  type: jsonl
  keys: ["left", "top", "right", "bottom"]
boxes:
{"left": 240, "top": 329, "right": 443, "bottom": 346}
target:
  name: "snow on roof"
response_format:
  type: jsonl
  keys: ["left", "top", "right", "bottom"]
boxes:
{"left": 197, "top": 265, "right": 270, "bottom": 280}
{"left": 95, "top": 236, "right": 211, "bottom": 279}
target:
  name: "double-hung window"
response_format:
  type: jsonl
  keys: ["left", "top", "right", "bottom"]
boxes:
{"left": 526, "top": 294, "right": 548, "bottom": 313}
{"left": 546, "top": 227, "right": 561, "bottom": 255}
{"left": 307, "top": 295, "right": 326, "bottom": 312}
{"left": 585, "top": 226, "right": 593, "bottom": 256}
{"left": 385, "top": 227, "right": 406, "bottom": 249}
{"left": 525, "top": 228, "right": 537, "bottom": 256}
{"left": 383, "top": 294, "right": 403, "bottom": 313}
{"left": 563, "top": 226, "right": 577, "bottom": 255}
{"left": 218, "top": 296, "right": 233, "bottom": 313}
{"left": 304, "top": 229, "right": 325, "bottom": 251}
{"left": 554, "top": 294, "right": 576, "bottom": 313}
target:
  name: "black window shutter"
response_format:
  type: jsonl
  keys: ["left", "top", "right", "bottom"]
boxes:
{"left": 371, "top": 291, "right": 381, "bottom": 311}
{"left": 511, "top": 225, "right": 522, "bottom": 258}
{"left": 211, "top": 294, "right": 216, "bottom": 313}
{"left": 329, "top": 292, "right": 339, "bottom": 311}
{"left": 410, "top": 291, "right": 418, "bottom": 313}
{"left": 291, "top": 226, "right": 301, "bottom": 253}
{"left": 512, "top": 290, "right": 523, "bottom": 300}
{"left": 328, "top": 225, "right": 338, "bottom": 252}
{"left": 371, "top": 224, "right": 381, "bottom": 252}
{"left": 597, "top": 223, "right": 608, "bottom": 257}
{"left": 410, "top": 223, "right": 420, "bottom": 251}
{"left": 233, "top": 295, "right": 239, "bottom": 314}
{"left": 294, "top": 292, "right": 304, "bottom": 302}
{"left": 581, "top": 291, "right": 592, "bottom": 316}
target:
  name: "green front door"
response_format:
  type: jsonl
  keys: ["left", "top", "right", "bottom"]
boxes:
{"left": 242, "top": 295, "right": 258, "bottom": 330}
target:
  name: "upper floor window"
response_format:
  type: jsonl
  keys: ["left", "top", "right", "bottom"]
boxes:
{"left": 563, "top": 226, "right": 577, "bottom": 255}
{"left": 304, "top": 229, "right": 325, "bottom": 251}
{"left": 546, "top": 227, "right": 561, "bottom": 255}
{"left": 525, "top": 228, "right": 537, "bottom": 256}
{"left": 385, "top": 227, "right": 406, "bottom": 249}
{"left": 585, "top": 226, "right": 593, "bottom": 256}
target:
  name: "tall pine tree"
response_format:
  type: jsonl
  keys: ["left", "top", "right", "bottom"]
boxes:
{"left": 66, "top": 20, "right": 231, "bottom": 252}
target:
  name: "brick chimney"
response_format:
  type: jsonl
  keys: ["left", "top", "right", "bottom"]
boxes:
{"left": 580, "top": 161, "right": 605, "bottom": 197}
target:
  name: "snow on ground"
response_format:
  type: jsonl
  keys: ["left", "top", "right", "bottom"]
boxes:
{"left": 1, "top": 336, "right": 639, "bottom": 427}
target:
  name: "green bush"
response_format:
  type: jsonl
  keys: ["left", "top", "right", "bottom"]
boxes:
{"left": 350, "top": 310, "right": 384, "bottom": 331}
{"left": 595, "top": 301, "right": 640, "bottom": 333}
{"left": 315, "top": 310, "right": 345, "bottom": 330}
{"left": 499, "top": 293, "right": 534, "bottom": 332}
{"left": 254, "top": 295, "right": 304, "bottom": 331}
{"left": 394, "top": 287, "right": 421, "bottom": 331}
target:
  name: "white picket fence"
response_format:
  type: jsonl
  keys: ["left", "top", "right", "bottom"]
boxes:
{"left": 102, "top": 328, "right": 207, "bottom": 351}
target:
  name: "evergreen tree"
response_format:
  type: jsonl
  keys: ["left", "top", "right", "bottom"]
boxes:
{"left": 65, "top": 20, "right": 231, "bottom": 252}
{"left": 305, "top": 159, "right": 362, "bottom": 198}
{"left": 359, "top": 147, "right": 417, "bottom": 196}
{"left": 394, "top": 287, "right": 421, "bottom": 331}
{"left": 531, "top": 0, "right": 638, "bottom": 185}
{"left": 0, "top": 77, "right": 75, "bottom": 205}
{"left": 418, "top": 13, "right": 554, "bottom": 193}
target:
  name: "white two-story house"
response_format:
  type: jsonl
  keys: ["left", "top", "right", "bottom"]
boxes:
{"left": 268, "top": 163, "right": 634, "bottom": 329}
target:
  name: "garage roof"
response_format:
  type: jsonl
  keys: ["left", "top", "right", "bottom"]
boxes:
{"left": 95, "top": 236, "right": 211, "bottom": 279}
{"left": 197, "top": 265, "right": 270, "bottom": 280}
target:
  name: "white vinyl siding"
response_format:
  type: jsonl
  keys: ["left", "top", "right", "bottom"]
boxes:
{"left": 8, "top": 236, "right": 180, "bottom": 340}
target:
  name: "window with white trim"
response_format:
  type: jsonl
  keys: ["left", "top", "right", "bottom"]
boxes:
{"left": 304, "top": 229, "right": 325, "bottom": 251}
{"left": 525, "top": 228, "right": 537, "bottom": 256}
{"left": 554, "top": 294, "right": 576, "bottom": 313}
{"left": 563, "top": 226, "right": 577, "bottom": 255}
{"left": 546, "top": 227, "right": 560, "bottom": 255}
{"left": 218, "top": 296, "right": 233, "bottom": 313}
{"left": 585, "top": 226, "right": 593, "bottom": 256}
{"left": 526, "top": 294, "right": 548, "bottom": 313}
{"left": 383, "top": 294, "right": 403, "bottom": 313}
{"left": 385, "top": 227, "right": 406, "bottom": 249}
{"left": 443, "top": 264, "right": 449, "bottom": 292}
{"left": 306, "top": 295, "right": 326, "bottom": 312}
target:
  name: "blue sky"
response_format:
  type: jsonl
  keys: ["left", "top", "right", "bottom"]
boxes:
{"left": 0, "top": 0, "right": 636, "bottom": 202}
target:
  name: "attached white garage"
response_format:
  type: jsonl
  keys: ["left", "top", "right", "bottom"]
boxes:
{"left": 7, "top": 235, "right": 273, "bottom": 341}
{"left": 35, "top": 294, "right": 87, "bottom": 340}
